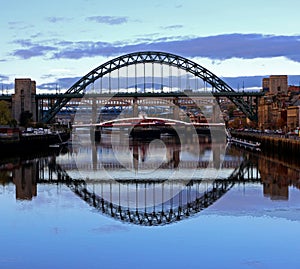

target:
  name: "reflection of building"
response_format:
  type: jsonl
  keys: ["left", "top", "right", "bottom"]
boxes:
{"left": 12, "top": 162, "right": 37, "bottom": 200}
{"left": 263, "top": 177, "right": 288, "bottom": 200}
{"left": 12, "top": 78, "right": 36, "bottom": 122}
{"left": 259, "top": 157, "right": 289, "bottom": 200}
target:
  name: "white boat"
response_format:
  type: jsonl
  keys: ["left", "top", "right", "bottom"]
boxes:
{"left": 227, "top": 136, "right": 261, "bottom": 151}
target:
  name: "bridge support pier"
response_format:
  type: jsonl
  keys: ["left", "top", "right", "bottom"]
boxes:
{"left": 133, "top": 97, "right": 139, "bottom": 117}
{"left": 92, "top": 97, "right": 97, "bottom": 124}
{"left": 92, "top": 139, "right": 98, "bottom": 170}
{"left": 94, "top": 127, "right": 101, "bottom": 142}
{"left": 172, "top": 97, "right": 180, "bottom": 120}
{"left": 212, "top": 98, "right": 220, "bottom": 123}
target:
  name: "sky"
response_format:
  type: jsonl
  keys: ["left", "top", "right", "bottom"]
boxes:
{"left": 1, "top": 0, "right": 300, "bottom": 93}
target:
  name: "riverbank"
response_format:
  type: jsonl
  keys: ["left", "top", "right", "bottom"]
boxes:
{"left": 0, "top": 131, "right": 70, "bottom": 155}
{"left": 230, "top": 130, "right": 300, "bottom": 156}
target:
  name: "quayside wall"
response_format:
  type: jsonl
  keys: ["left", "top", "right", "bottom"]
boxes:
{"left": 0, "top": 132, "right": 70, "bottom": 156}
{"left": 230, "top": 131, "right": 300, "bottom": 156}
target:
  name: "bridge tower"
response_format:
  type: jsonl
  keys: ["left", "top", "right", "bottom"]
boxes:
{"left": 12, "top": 78, "right": 37, "bottom": 123}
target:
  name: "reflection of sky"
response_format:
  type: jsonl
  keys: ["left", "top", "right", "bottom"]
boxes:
{"left": 1, "top": 182, "right": 300, "bottom": 269}
{"left": 205, "top": 184, "right": 300, "bottom": 221}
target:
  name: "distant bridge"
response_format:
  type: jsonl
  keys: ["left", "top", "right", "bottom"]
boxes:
{"left": 72, "top": 116, "right": 226, "bottom": 128}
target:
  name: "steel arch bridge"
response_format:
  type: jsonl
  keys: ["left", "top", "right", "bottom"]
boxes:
{"left": 41, "top": 51, "right": 259, "bottom": 123}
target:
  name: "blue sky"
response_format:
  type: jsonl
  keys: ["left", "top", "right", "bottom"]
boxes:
{"left": 1, "top": 0, "right": 300, "bottom": 92}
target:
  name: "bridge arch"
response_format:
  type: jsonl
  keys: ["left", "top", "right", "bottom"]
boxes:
{"left": 42, "top": 51, "right": 257, "bottom": 123}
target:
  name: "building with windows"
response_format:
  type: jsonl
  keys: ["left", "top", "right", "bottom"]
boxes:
{"left": 262, "top": 75, "right": 288, "bottom": 95}
{"left": 287, "top": 99, "right": 300, "bottom": 130}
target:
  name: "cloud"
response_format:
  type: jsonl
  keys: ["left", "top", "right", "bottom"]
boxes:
{"left": 13, "top": 45, "right": 56, "bottom": 59}
{"left": 0, "top": 75, "right": 9, "bottom": 81}
{"left": 52, "top": 41, "right": 123, "bottom": 59}
{"left": 38, "top": 76, "right": 80, "bottom": 90}
{"left": 8, "top": 21, "right": 33, "bottom": 30}
{"left": 0, "top": 76, "right": 14, "bottom": 90}
{"left": 175, "top": 4, "right": 183, "bottom": 8}
{"left": 46, "top": 17, "right": 71, "bottom": 23}
{"left": 10, "top": 33, "right": 300, "bottom": 64}
{"left": 52, "top": 33, "right": 300, "bottom": 63}
{"left": 13, "top": 39, "right": 35, "bottom": 47}
{"left": 90, "top": 224, "right": 129, "bottom": 233}
{"left": 86, "top": 16, "right": 128, "bottom": 25}
{"left": 13, "top": 39, "right": 57, "bottom": 59}
{"left": 162, "top": 25, "right": 184, "bottom": 30}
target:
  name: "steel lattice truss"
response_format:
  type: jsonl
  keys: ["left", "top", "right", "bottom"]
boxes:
{"left": 42, "top": 51, "right": 258, "bottom": 123}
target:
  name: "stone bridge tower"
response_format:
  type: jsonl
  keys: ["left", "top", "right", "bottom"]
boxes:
{"left": 12, "top": 78, "right": 36, "bottom": 123}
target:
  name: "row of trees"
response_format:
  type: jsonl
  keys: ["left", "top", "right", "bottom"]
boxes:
{"left": 0, "top": 101, "right": 32, "bottom": 127}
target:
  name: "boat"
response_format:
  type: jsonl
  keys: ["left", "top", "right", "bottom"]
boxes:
{"left": 49, "top": 131, "right": 69, "bottom": 148}
{"left": 227, "top": 136, "right": 261, "bottom": 151}
{"left": 0, "top": 128, "right": 70, "bottom": 156}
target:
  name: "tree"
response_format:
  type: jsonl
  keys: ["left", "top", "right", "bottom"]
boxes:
{"left": 19, "top": 111, "right": 33, "bottom": 127}
{"left": 0, "top": 100, "right": 12, "bottom": 125}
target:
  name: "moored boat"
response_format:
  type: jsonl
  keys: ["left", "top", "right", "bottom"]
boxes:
{"left": 227, "top": 136, "right": 261, "bottom": 151}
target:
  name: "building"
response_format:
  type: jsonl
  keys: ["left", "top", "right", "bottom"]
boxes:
{"left": 258, "top": 75, "right": 288, "bottom": 130}
{"left": 288, "top": 85, "right": 300, "bottom": 93}
{"left": 262, "top": 75, "right": 288, "bottom": 95}
{"left": 258, "top": 95, "right": 273, "bottom": 129}
{"left": 287, "top": 100, "right": 300, "bottom": 130}
{"left": 12, "top": 78, "right": 36, "bottom": 123}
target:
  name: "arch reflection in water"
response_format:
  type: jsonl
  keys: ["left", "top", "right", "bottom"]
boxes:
{"left": 70, "top": 179, "right": 235, "bottom": 226}
{"left": 52, "top": 150, "right": 258, "bottom": 226}
{"left": 50, "top": 136, "right": 254, "bottom": 226}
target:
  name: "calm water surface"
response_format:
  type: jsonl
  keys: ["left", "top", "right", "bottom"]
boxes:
{"left": 1, "top": 134, "right": 300, "bottom": 269}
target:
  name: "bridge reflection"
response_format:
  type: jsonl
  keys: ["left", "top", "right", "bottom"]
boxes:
{"left": 40, "top": 151, "right": 258, "bottom": 226}
{"left": 1, "top": 146, "right": 300, "bottom": 225}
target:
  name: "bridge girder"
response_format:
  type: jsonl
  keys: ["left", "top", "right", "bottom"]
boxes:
{"left": 41, "top": 51, "right": 261, "bottom": 123}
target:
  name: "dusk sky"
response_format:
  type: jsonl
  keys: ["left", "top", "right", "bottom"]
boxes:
{"left": 1, "top": 0, "right": 300, "bottom": 92}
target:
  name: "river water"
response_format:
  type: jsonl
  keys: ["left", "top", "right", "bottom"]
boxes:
{"left": 1, "top": 133, "right": 300, "bottom": 269}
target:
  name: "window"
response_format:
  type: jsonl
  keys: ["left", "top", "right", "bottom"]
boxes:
{"left": 21, "top": 89, "right": 24, "bottom": 112}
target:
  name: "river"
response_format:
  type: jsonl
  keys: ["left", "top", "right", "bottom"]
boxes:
{"left": 0, "top": 133, "right": 300, "bottom": 269}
